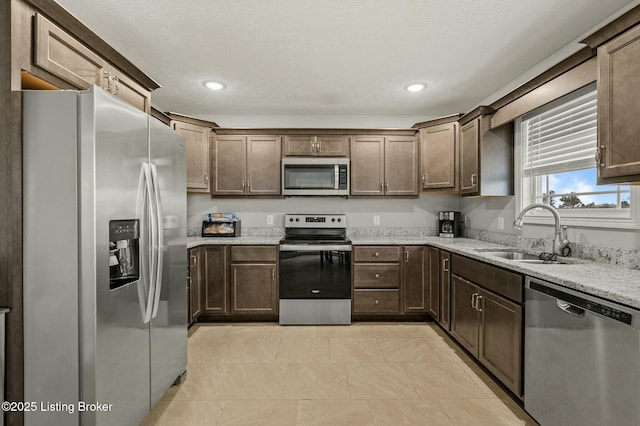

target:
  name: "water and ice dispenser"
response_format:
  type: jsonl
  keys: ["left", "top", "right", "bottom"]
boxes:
{"left": 109, "top": 219, "right": 140, "bottom": 290}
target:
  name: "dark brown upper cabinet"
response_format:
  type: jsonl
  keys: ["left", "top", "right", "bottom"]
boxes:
{"left": 283, "top": 135, "right": 349, "bottom": 156}
{"left": 419, "top": 121, "right": 459, "bottom": 192}
{"left": 212, "top": 135, "right": 281, "bottom": 196}
{"left": 458, "top": 109, "right": 513, "bottom": 197}
{"left": 350, "top": 135, "right": 419, "bottom": 196}
{"left": 596, "top": 23, "right": 640, "bottom": 184}
{"left": 172, "top": 121, "right": 211, "bottom": 193}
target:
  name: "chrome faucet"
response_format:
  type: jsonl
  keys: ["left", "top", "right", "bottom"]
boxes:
{"left": 513, "top": 203, "right": 570, "bottom": 256}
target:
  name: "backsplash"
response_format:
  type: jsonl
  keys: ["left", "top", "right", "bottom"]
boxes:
{"left": 347, "top": 227, "right": 436, "bottom": 238}
{"left": 464, "top": 228, "right": 640, "bottom": 269}
{"left": 187, "top": 226, "right": 284, "bottom": 237}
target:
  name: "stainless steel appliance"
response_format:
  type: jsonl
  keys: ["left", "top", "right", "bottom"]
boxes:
{"left": 23, "top": 86, "right": 187, "bottom": 426}
{"left": 524, "top": 277, "right": 640, "bottom": 426}
{"left": 282, "top": 158, "right": 349, "bottom": 196}
{"left": 438, "top": 211, "right": 462, "bottom": 238}
{"left": 279, "top": 214, "right": 351, "bottom": 324}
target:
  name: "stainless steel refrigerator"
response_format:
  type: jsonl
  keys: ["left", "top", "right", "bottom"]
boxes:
{"left": 22, "top": 86, "right": 187, "bottom": 426}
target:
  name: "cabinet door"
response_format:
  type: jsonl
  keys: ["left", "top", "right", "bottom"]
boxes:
{"left": 188, "top": 249, "right": 201, "bottom": 323}
{"left": 283, "top": 136, "right": 314, "bottom": 156}
{"left": 212, "top": 136, "right": 247, "bottom": 195}
{"left": 173, "top": 121, "right": 210, "bottom": 192}
{"left": 246, "top": 136, "right": 281, "bottom": 195}
{"left": 450, "top": 275, "right": 480, "bottom": 356}
{"left": 231, "top": 263, "right": 278, "bottom": 314}
{"left": 403, "top": 246, "right": 427, "bottom": 313}
{"left": 33, "top": 13, "right": 107, "bottom": 89}
{"left": 426, "top": 247, "right": 440, "bottom": 320}
{"left": 202, "top": 246, "right": 229, "bottom": 315}
{"left": 460, "top": 119, "right": 480, "bottom": 195}
{"left": 439, "top": 251, "right": 451, "bottom": 331}
{"left": 317, "top": 136, "right": 349, "bottom": 156}
{"left": 106, "top": 66, "right": 151, "bottom": 112}
{"left": 384, "top": 136, "right": 419, "bottom": 196}
{"left": 350, "top": 136, "right": 385, "bottom": 195}
{"left": 597, "top": 25, "right": 640, "bottom": 183}
{"left": 478, "top": 289, "right": 522, "bottom": 396}
{"left": 421, "top": 123, "right": 458, "bottom": 190}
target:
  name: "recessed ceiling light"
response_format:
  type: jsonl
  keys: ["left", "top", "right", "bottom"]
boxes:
{"left": 204, "top": 81, "right": 226, "bottom": 91}
{"left": 405, "top": 83, "right": 426, "bottom": 92}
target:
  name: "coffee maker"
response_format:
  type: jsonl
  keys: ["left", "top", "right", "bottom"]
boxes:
{"left": 438, "top": 211, "right": 462, "bottom": 238}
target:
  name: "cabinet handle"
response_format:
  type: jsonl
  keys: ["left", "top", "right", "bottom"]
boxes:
{"left": 190, "top": 254, "right": 197, "bottom": 267}
{"left": 385, "top": 182, "right": 389, "bottom": 192}
{"left": 374, "top": 299, "right": 380, "bottom": 305}
{"left": 242, "top": 180, "right": 246, "bottom": 192}
{"left": 317, "top": 140, "right": 322, "bottom": 152}
{"left": 103, "top": 71, "right": 112, "bottom": 92}
{"left": 404, "top": 251, "right": 409, "bottom": 262}
{"left": 374, "top": 252, "right": 380, "bottom": 257}
{"left": 248, "top": 181, "right": 251, "bottom": 190}
{"left": 471, "top": 292, "right": 478, "bottom": 309}
{"left": 113, "top": 76, "right": 120, "bottom": 94}
{"left": 375, "top": 273, "right": 380, "bottom": 279}
{"left": 471, "top": 173, "right": 477, "bottom": 187}
{"left": 442, "top": 258, "right": 449, "bottom": 272}
{"left": 476, "top": 295, "right": 484, "bottom": 312}
{"left": 204, "top": 174, "right": 209, "bottom": 183}
{"left": 422, "top": 174, "right": 426, "bottom": 185}
{"left": 596, "top": 145, "right": 605, "bottom": 167}
{"left": 272, "top": 269, "right": 276, "bottom": 280}
{"left": 187, "top": 276, "right": 191, "bottom": 289}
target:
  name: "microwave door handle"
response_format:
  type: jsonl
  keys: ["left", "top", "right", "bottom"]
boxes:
{"left": 150, "top": 163, "right": 164, "bottom": 319}
{"left": 335, "top": 165, "right": 339, "bottom": 189}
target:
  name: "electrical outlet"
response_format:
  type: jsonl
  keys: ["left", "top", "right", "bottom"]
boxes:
{"left": 498, "top": 216, "right": 504, "bottom": 230}
{"left": 266, "top": 215, "right": 273, "bottom": 226}
{"left": 373, "top": 215, "right": 380, "bottom": 226}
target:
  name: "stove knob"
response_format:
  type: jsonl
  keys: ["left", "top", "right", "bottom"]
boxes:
{"left": 337, "top": 218, "right": 342, "bottom": 222}
{"left": 289, "top": 218, "right": 294, "bottom": 222}
{"left": 331, "top": 218, "right": 336, "bottom": 222}
{"left": 295, "top": 218, "right": 300, "bottom": 222}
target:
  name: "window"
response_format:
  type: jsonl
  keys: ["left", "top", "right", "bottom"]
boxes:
{"left": 515, "top": 84, "right": 639, "bottom": 229}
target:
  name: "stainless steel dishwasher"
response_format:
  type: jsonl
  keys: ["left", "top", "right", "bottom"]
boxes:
{"left": 524, "top": 277, "right": 640, "bottom": 426}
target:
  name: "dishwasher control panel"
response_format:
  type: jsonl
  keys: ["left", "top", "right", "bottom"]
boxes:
{"left": 529, "top": 280, "right": 633, "bottom": 325}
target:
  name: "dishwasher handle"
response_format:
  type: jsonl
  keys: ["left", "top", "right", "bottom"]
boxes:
{"left": 557, "top": 300, "right": 585, "bottom": 318}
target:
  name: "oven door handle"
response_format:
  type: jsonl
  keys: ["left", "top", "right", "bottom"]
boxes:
{"left": 279, "top": 244, "right": 352, "bottom": 252}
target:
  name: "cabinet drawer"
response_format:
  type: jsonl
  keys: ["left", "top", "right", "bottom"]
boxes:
{"left": 353, "top": 289, "right": 400, "bottom": 313}
{"left": 353, "top": 246, "right": 401, "bottom": 262}
{"left": 451, "top": 254, "right": 523, "bottom": 303}
{"left": 230, "top": 245, "right": 278, "bottom": 262}
{"left": 353, "top": 264, "right": 400, "bottom": 288}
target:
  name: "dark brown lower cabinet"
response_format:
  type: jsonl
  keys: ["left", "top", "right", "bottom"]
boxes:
{"left": 230, "top": 245, "right": 278, "bottom": 314}
{"left": 403, "top": 246, "right": 428, "bottom": 313}
{"left": 231, "top": 263, "right": 278, "bottom": 314}
{"left": 439, "top": 250, "right": 451, "bottom": 330}
{"left": 188, "top": 248, "right": 202, "bottom": 324}
{"left": 427, "top": 247, "right": 440, "bottom": 320}
{"left": 202, "top": 245, "right": 229, "bottom": 315}
{"left": 451, "top": 273, "right": 522, "bottom": 396}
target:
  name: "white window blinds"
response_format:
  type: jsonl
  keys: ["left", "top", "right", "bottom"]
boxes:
{"left": 523, "top": 89, "right": 597, "bottom": 176}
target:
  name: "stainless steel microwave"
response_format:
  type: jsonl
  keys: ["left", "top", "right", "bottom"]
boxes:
{"left": 282, "top": 158, "right": 349, "bottom": 196}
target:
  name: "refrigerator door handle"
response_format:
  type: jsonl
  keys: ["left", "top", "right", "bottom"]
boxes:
{"left": 150, "top": 163, "right": 164, "bottom": 319}
{"left": 135, "top": 164, "right": 150, "bottom": 321}
{"left": 143, "top": 162, "right": 157, "bottom": 324}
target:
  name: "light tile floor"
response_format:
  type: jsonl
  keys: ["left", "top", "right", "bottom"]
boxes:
{"left": 142, "top": 323, "right": 538, "bottom": 426}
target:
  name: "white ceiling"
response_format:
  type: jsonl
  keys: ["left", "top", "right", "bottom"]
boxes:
{"left": 56, "top": 0, "right": 638, "bottom": 126}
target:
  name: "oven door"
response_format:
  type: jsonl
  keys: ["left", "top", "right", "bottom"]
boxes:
{"left": 279, "top": 245, "right": 351, "bottom": 299}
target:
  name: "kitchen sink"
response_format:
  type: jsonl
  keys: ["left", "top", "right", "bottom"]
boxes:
{"left": 475, "top": 249, "right": 566, "bottom": 264}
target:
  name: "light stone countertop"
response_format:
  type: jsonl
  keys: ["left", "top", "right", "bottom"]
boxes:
{"left": 187, "top": 235, "right": 640, "bottom": 310}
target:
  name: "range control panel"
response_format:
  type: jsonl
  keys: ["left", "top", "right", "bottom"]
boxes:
{"left": 284, "top": 214, "right": 346, "bottom": 229}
